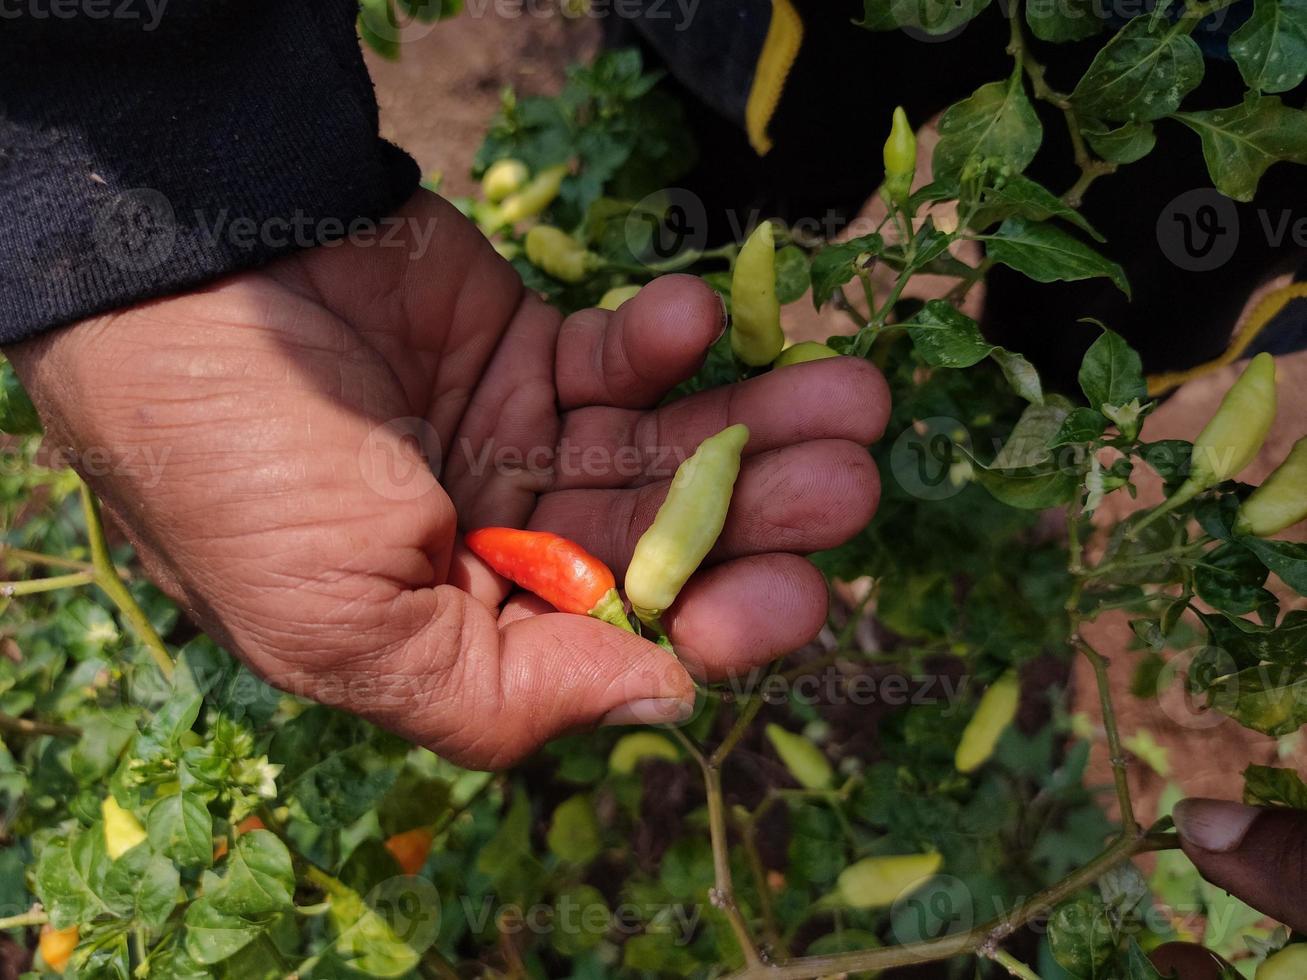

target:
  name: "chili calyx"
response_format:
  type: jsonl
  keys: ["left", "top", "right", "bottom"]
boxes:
{"left": 465, "top": 527, "right": 634, "bottom": 632}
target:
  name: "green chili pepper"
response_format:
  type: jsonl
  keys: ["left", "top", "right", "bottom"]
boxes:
{"left": 498, "top": 164, "right": 568, "bottom": 224}
{"left": 835, "top": 852, "right": 942, "bottom": 909}
{"left": 1235, "top": 437, "right": 1307, "bottom": 537}
{"left": 608, "top": 732, "right": 679, "bottom": 774}
{"left": 955, "top": 671, "right": 1019, "bottom": 773}
{"left": 730, "top": 223, "right": 784, "bottom": 366}
{"left": 1136, "top": 353, "right": 1278, "bottom": 534}
{"left": 525, "top": 226, "right": 599, "bottom": 284}
{"left": 598, "top": 284, "right": 641, "bottom": 311}
{"left": 773, "top": 341, "right": 839, "bottom": 368}
{"left": 765, "top": 723, "right": 833, "bottom": 789}
{"left": 882, "top": 106, "right": 916, "bottom": 207}
{"left": 1258, "top": 945, "right": 1307, "bottom": 980}
{"left": 625, "top": 424, "right": 750, "bottom": 626}
{"left": 481, "top": 158, "right": 529, "bottom": 203}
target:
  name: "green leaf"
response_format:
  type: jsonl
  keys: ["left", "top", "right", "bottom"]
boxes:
{"left": 207, "top": 831, "right": 295, "bottom": 919}
{"left": 809, "top": 234, "right": 883, "bottom": 310}
{"left": 933, "top": 70, "right": 1043, "bottom": 189}
{"left": 1079, "top": 328, "right": 1147, "bottom": 411}
{"left": 269, "top": 707, "right": 405, "bottom": 828}
{"left": 992, "top": 399, "right": 1073, "bottom": 469}
{"left": 1026, "top": 0, "right": 1103, "bottom": 41}
{"left": 991, "top": 347, "right": 1045, "bottom": 404}
{"left": 1241, "top": 537, "right": 1307, "bottom": 594}
{"left": 184, "top": 899, "right": 261, "bottom": 965}
{"left": 1052, "top": 407, "right": 1109, "bottom": 446}
{"left": 1071, "top": 16, "right": 1205, "bottom": 122}
{"left": 546, "top": 794, "right": 602, "bottom": 865}
{"left": 972, "top": 174, "right": 1104, "bottom": 240}
{"left": 34, "top": 827, "right": 114, "bottom": 927}
{"left": 1198, "top": 609, "right": 1307, "bottom": 668}
{"left": 1229, "top": 0, "right": 1307, "bottom": 93}
{"left": 1174, "top": 94, "right": 1307, "bottom": 202}
{"left": 1194, "top": 541, "right": 1273, "bottom": 615}
{"left": 103, "top": 844, "right": 180, "bottom": 929}
{"left": 1082, "top": 119, "right": 1159, "bottom": 164}
{"left": 1049, "top": 895, "right": 1117, "bottom": 976}
{"left": 775, "top": 245, "right": 811, "bottom": 305}
{"left": 315, "top": 870, "right": 427, "bottom": 977}
{"left": 985, "top": 218, "right": 1130, "bottom": 296}
{"left": 1125, "top": 938, "right": 1167, "bottom": 979}
{"left": 859, "top": 0, "right": 992, "bottom": 36}
{"left": 904, "top": 301, "right": 994, "bottom": 367}
{"left": 148, "top": 792, "right": 214, "bottom": 869}
{"left": 967, "top": 400, "right": 1080, "bottom": 509}
{"left": 0, "top": 358, "right": 42, "bottom": 435}
{"left": 551, "top": 885, "right": 610, "bottom": 956}
{"left": 1243, "top": 763, "right": 1307, "bottom": 808}
{"left": 1208, "top": 663, "right": 1307, "bottom": 735}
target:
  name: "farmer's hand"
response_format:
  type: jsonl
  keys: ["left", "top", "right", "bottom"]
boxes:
{"left": 1172, "top": 798, "right": 1307, "bottom": 932}
{"left": 6, "top": 190, "right": 888, "bottom": 769}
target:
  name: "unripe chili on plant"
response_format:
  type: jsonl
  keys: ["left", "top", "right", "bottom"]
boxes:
{"left": 1235, "top": 436, "right": 1307, "bottom": 537}
{"left": 954, "top": 671, "right": 1019, "bottom": 773}
{"left": 1258, "top": 944, "right": 1307, "bottom": 980}
{"left": 882, "top": 106, "right": 916, "bottom": 206}
{"left": 835, "top": 852, "right": 942, "bottom": 909}
{"left": 624, "top": 424, "right": 750, "bottom": 627}
{"left": 102, "top": 795, "right": 147, "bottom": 860}
{"left": 525, "top": 226, "right": 598, "bottom": 283}
{"left": 598, "top": 284, "right": 641, "bottom": 311}
{"left": 1175, "top": 353, "right": 1278, "bottom": 503}
{"left": 38, "top": 924, "right": 78, "bottom": 974}
{"left": 765, "top": 723, "right": 833, "bottom": 789}
{"left": 466, "top": 527, "right": 632, "bottom": 631}
{"left": 773, "top": 341, "right": 839, "bottom": 368}
{"left": 730, "top": 223, "right": 784, "bottom": 366}
{"left": 481, "top": 158, "right": 529, "bottom": 203}
{"left": 498, "top": 163, "right": 568, "bottom": 224}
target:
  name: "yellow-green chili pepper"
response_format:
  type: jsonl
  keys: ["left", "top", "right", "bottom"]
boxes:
{"left": 955, "top": 670, "right": 1019, "bottom": 773}
{"left": 730, "top": 223, "right": 784, "bottom": 366}
{"left": 481, "top": 158, "right": 529, "bottom": 203}
{"left": 835, "top": 852, "right": 942, "bottom": 909}
{"left": 598, "top": 284, "right": 641, "bottom": 311}
{"left": 102, "top": 796, "right": 147, "bottom": 859}
{"left": 765, "top": 723, "right": 833, "bottom": 789}
{"left": 525, "top": 226, "right": 598, "bottom": 283}
{"left": 1137, "top": 353, "right": 1278, "bottom": 534}
{"left": 625, "top": 424, "right": 750, "bottom": 626}
{"left": 1258, "top": 945, "right": 1307, "bottom": 980}
{"left": 1235, "top": 436, "right": 1307, "bottom": 537}
{"left": 882, "top": 106, "right": 916, "bottom": 207}
{"left": 773, "top": 341, "right": 839, "bottom": 368}
{"left": 498, "top": 164, "right": 568, "bottom": 224}
{"left": 608, "top": 732, "right": 679, "bottom": 774}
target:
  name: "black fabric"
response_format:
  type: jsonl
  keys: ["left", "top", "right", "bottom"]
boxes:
{"left": 0, "top": 0, "right": 419, "bottom": 343}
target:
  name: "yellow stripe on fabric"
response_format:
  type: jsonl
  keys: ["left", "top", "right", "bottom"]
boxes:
{"left": 744, "top": 0, "right": 803, "bottom": 156}
{"left": 1146, "top": 282, "right": 1307, "bottom": 396}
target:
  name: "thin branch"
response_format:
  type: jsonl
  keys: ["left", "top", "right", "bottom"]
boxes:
{"left": 0, "top": 572, "right": 94, "bottom": 596}
{"left": 990, "top": 947, "right": 1044, "bottom": 980}
{"left": 0, "top": 907, "right": 48, "bottom": 930}
{"left": 78, "top": 482, "right": 174, "bottom": 681}
{"left": 702, "top": 763, "right": 764, "bottom": 968}
{"left": 0, "top": 713, "right": 81, "bottom": 739}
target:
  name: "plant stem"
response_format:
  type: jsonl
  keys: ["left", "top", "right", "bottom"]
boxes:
{"left": 711, "top": 687, "right": 769, "bottom": 768}
{"left": 990, "top": 948, "right": 1044, "bottom": 980}
{"left": 0, "top": 546, "right": 132, "bottom": 578}
{"left": 78, "top": 482, "right": 173, "bottom": 681}
{"left": 701, "top": 761, "right": 764, "bottom": 968}
{"left": 0, "top": 907, "right": 48, "bottom": 930}
{"left": 0, "top": 712, "right": 81, "bottom": 738}
{"left": 0, "top": 572, "right": 94, "bottom": 596}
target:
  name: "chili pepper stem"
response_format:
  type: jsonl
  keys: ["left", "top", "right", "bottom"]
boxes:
{"left": 1125, "top": 479, "right": 1199, "bottom": 541}
{"left": 587, "top": 589, "right": 635, "bottom": 633}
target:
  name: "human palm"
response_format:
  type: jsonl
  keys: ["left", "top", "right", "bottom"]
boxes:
{"left": 8, "top": 192, "right": 888, "bottom": 768}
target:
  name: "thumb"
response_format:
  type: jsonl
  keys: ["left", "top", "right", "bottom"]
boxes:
{"left": 359, "top": 586, "right": 696, "bottom": 770}
{"left": 1173, "top": 798, "right": 1307, "bottom": 932}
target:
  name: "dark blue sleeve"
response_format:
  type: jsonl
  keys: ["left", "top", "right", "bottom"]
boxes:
{"left": 0, "top": 0, "right": 420, "bottom": 343}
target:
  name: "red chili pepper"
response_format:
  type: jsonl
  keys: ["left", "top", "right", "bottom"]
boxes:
{"left": 465, "top": 528, "right": 632, "bottom": 631}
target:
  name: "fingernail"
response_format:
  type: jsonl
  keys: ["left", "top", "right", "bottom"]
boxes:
{"left": 1173, "top": 798, "right": 1260, "bottom": 853}
{"left": 715, "top": 292, "right": 730, "bottom": 338}
{"left": 601, "top": 698, "right": 694, "bottom": 728}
